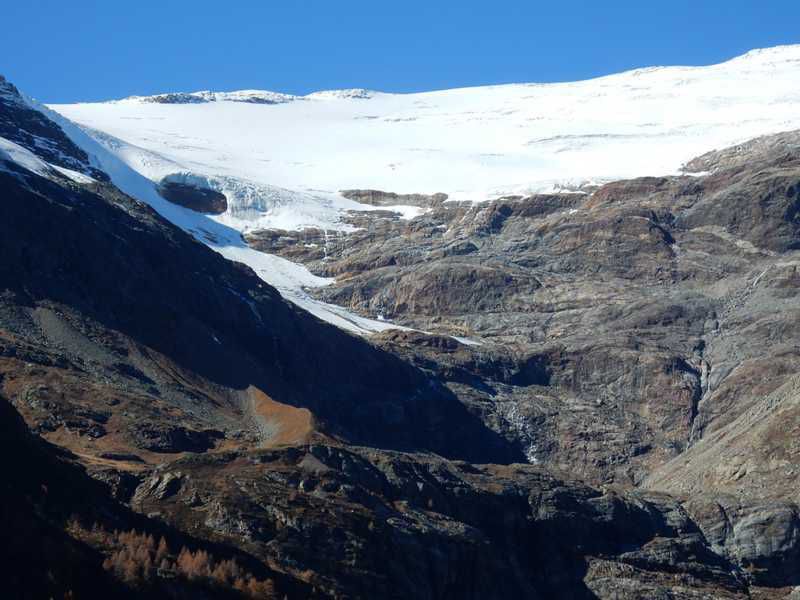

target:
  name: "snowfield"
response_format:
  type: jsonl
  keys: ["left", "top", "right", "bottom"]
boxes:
{"left": 52, "top": 45, "right": 800, "bottom": 202}
{"left": 41, "top": 45, "right": 800, "bottom": 333}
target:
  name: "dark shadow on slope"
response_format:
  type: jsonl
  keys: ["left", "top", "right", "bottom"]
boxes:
{"left": 0, "top": 169, "right": 522, "bottom": 464}
{"left": 0, "top": 392, "right": 312, "bottom": 599}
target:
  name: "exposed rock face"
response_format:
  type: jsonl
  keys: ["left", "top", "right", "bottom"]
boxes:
{"left": 250, "top": 131, "right": 800, "bottom": 491}
{"left": 0, "top": 136, "right": 756, "bottom": 598}
{"left": 131, "top": 443, "right": 750, "bottom": 599}
{"left": 131, "top": 422, "right": 224, "bottom": 453}
{"left": 683, "top": 497, "right": 800, "bottom": 589}
{"left": 145, "top": 92, "right": 209, "bottom": 104}
{"left": 682, "top": 129, "right": 800, "bottom": 174}
{"left": 128, "top": 89, "right": 298, "bottom": 104}
{"left": 158, "top": 179, "right": 228, "bottom": 214}
{"left": 646, "top": 375, "right": 800, "bottom": 502}
{"left": 642, "top": 375, "right": 800, "bottom": 587}
{"left": 340, "top": 188, "right": 449, "bottom": 207}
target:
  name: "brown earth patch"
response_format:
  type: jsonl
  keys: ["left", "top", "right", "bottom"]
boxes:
{"left": 248, "top": 387, "right": 314, "bottom": 447}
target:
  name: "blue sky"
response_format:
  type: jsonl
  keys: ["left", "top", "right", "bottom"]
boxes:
{"left": 5, "top": 0, "right": 800, "bottom": 103}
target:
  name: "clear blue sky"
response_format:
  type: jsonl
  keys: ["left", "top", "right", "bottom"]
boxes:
{"left": 5, "top": 0, "right": 800, "bottom": 103}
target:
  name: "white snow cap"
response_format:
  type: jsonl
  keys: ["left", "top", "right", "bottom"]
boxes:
{"left": 51, "top": 44, "right": 800, "bottom": 203}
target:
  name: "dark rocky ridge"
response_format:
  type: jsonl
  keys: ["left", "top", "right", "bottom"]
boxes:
{"left": 0, "top": 389, "right": 123, "bottom": 600}
{"left": 131, "top": 91, "right": 296, "bottom": 104}
{"left": 0, "top": 75, "right": 107, "bottom": 180}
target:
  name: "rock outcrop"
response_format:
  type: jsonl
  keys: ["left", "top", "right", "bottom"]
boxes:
{"left": 340, "top": 188, "right": 449, "bottom": 207}
{"left": 158, "top": 179, "right": 228, "bottom": 214}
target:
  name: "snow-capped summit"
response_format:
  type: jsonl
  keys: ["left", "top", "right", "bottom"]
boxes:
{"left": 116, "top": 89, "right": 300, "bottom": 105}
{"left": 724, "top": 43, "right": 800, "bottom": 65}
{"left": 116, "top": 87, "right": 380, "bottom": 105}
{"left": 304, "top": 88, "right": 377, "bottom": 100}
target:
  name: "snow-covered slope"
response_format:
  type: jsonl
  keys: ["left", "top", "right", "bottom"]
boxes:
{"left": 42, "top": 45, "right": 800, "bottom": 334}
{"left": 52, "top": 45, "right": 800, "bottom": 203}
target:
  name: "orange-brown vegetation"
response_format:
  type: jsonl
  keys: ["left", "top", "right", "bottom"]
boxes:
{"left": 71, "top": 522, "right": 277, "bottom": 598}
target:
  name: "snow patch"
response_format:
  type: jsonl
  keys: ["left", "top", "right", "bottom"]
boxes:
{"left": 451, "top": 335, "right": 482, "bottom": 347}
{"left": 0, "top": 136, "right": 94, "bottom": 184}
{"left": 52, "top": 164, "right": 96, "bottom": 183}
{"left": 0, "top": 136, "right": 52, "bottom": 177}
